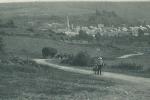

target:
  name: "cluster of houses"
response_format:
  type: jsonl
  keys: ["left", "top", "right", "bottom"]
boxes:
{"left": 36, "top": 16, "right": 150, "bottom": 37}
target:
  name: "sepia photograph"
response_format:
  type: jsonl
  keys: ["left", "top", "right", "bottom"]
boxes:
{"left": 0, "top": 0, "right": 150, "bottom": 100}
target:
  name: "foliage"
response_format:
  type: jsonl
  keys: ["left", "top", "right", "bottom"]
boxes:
{"left": 95, "top": 32, "right": 101, "bottom": 41}
{"left": 138, "top": 28, "right": 144, "bottom": 37}
{"left": 42, "top": 47, "right": 57, "bottom": 58}
{"left": 72, "top": 51, "right": 91, "bottom": 66}
{"left": 61, "top": 51, "right": 92, "bottom": 67}
{"left": 27, "top": 27, "right": 34, "bottom": 32}
{"left": 61, "top": 54, "right": 74, "bottom": 64}
{"left": 73, "top": 30, "right": 94, "bottom": 42}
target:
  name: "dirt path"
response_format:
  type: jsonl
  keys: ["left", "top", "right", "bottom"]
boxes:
{"left": 33, "top": 59, "right": 150, "bottom": 87}
{"left": 117, "top": 52, "right": 144, "bottom": 59}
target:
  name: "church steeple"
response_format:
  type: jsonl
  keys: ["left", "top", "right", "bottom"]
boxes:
{"left": 67, "top": 16, "right": 70, "bottom": 31}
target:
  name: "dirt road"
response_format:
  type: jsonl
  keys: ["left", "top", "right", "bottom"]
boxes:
{"left": 33, "top": 59, "right": 150, "bottom": 87}
{"left": 117, "top": 52, "right": 144, "bottom": 59}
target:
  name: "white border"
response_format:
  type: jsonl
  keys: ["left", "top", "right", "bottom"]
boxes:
{"left": 0, "top": 0, "right": 150, "bottom": 3}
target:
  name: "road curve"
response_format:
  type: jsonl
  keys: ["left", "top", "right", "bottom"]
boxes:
{"left": 117, "top": 52, "right": 144, "bottom": 59}
{"left": 33, "top": 59, "right": 150, "bottom": 87}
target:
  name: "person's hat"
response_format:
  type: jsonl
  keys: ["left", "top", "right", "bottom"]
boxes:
{"left": 98, "top": 57, "right": 102, "bottom": 59}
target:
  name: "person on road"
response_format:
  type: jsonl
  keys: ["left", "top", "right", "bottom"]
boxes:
{"left": 96, "top": 57, "right": 104, "bottom": 75}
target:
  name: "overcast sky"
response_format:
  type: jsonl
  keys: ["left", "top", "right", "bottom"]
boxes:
{"left": 0, "top": 0, "right": 149, "bottom": 3}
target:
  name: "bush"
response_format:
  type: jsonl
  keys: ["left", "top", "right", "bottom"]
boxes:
{"left": 42, "top": 47, "right": 57, "bottom": 58}
{"left": 27, "top": 27, "right": 34, "bottom": 32}
{"left": 61, "top": 54, "right": 74, "bottom": 64}
{"left": 61, "top": 51, "right": 93, "bottom": 67}
{"left": 72, "top": 51, "right": 91, "bottom": 66}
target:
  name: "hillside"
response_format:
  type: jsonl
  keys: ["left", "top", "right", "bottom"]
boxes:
{"left": 0, "top": 2, "right": 150, "bottom": 25}
{"left": 3, "top": 36, "right": 133, "bottom": 58}
{"left": 0, "top": 62, "right": 116, "bottom": 99}
{"left": 0, "top": 58, "right": 150, "bottom": 100}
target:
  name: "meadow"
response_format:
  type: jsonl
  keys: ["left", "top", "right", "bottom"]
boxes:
{"left": 1, "top": 60, "right": 150, "bottom": 100}
{"left": 0, "top": 63, "right": 116, "bottom": 100}
{"left": 3, "top": 35, "right": 129, "bottom": 58}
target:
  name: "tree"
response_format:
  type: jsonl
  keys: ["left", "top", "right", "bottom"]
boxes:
{"left": 77, "top": 30, "right": 93, "bottom": 41}
{"left": 138, "top": 28, "right": 144, "bottom": 37}
{"left": 42, "top": 47, "right": 57, "bottom": 58}
{"left": 95, "top": 32, "right": 101, "bottom": 41}
{"left": 73, "top": 51, "right": 91, "bottom": 66}
{"left": 78, "top": 30, "right": 87, "bottom": 39}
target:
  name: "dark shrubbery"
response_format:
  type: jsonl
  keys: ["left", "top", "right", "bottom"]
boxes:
{"left": 61, "top": 51, "right": 92, "bottom": 67}
{"left": 27, "top": 27, "right": 34, "bottom": 32}
{"left": 72, "top": 51, "right": 91, "bottom": 66}
{"left": 110, "top": 62, "right": 143, "bottom": 71}
{"left": 61, "top": 54, "right": 74, "bottom": 64}
{"left": 42, "top": 47, "right": 57, "bottom": 58}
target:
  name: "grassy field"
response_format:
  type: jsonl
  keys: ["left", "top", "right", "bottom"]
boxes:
{"left": 0, "top": 35, "right": 150, "bottom": 99}
{"left": 0, "top": 63, "right": 116, "bottom": 100}
{"left": 1, "top": 61, "right": 150, "bottom": 100}
{"left": 3, "top": 36, "right": 129, "bottom": 58}
{"left": 3, "top": 35, "right": 150, "bottom": 67}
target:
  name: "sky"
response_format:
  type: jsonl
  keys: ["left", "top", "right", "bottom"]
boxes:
{"left": 0, "top": 0, "right": 150, "bottom": 3}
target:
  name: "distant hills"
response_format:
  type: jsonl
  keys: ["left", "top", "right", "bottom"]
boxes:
{"left": 0, "top": 2, "right": 150, "bottom": 25}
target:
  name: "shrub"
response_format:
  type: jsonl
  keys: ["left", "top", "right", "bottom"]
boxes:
{"left": 72, "top": 51, "right": 91, "bottom": 66}
{"left": 61, "top": 54, "right": 74, "bottom": 64}
{"left": 61, "top": 51, "right": 93, "bottom": 67}
{"left": 42, "top": 47, "right": 57, "bottom": 58}
{"left": 27, "top": 27, "right": 34, "bottom": 32}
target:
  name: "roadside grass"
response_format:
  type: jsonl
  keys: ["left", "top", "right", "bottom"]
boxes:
{"left": 48, "top": 58, "right": 150, "bottom": 78}
{"left": 101, "top": 54, "right": 150, "bottom": 77}
{"left": 103, "top": 62, "right": 150, "bottom": 78}
{"left": 0, "top": 63, "right": 115, "bottom": 100}
{"left": 105, "top": 53, "right": 150, "bottom": 69}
